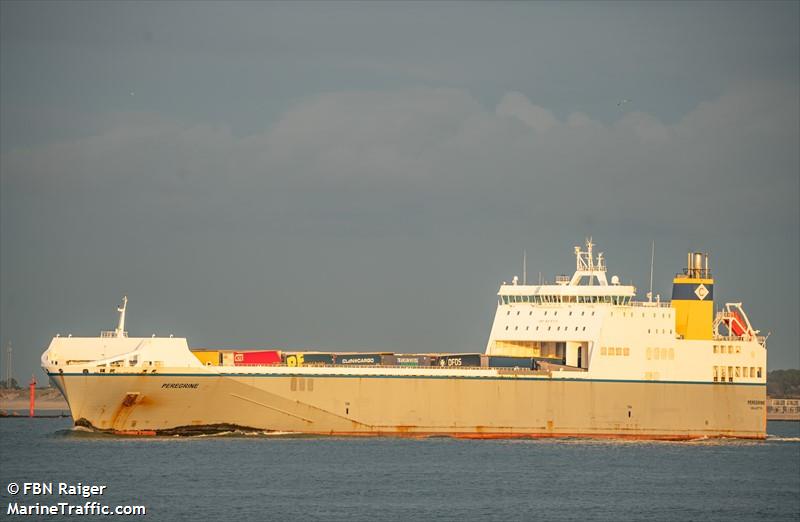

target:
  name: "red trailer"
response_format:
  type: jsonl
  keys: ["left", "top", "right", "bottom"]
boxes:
{"left": 233, "top": 350, "right": 281, "bottom": 366}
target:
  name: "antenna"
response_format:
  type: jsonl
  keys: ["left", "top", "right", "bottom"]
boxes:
{"left": 647, "top": 241, "right": 655, "bottom": 303}
{"left": 523, "top": 249, "right": 527, "bottom": 285}
{"left": 3, "top": 341, "right": 11, "bottom": 386}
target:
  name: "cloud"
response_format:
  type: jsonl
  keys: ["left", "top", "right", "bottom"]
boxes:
{"left": 495, "top": 92, "right": 558, "bottom": 133}
{"left": 2, "top": 82, "right": 797, "bottom": 238}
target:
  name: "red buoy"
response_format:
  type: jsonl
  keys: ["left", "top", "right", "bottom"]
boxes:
{"left": 29, "top": 375, "right": 36, "bottom": 417}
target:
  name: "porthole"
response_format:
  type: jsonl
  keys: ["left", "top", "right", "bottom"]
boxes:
{"left": 515, "top": 326, "right": 519, "bottom": 330}
{"left": 517, "top": 311, "right": 520, "bottom": 315}
{"left": 505, "top": 326, "right": 509, "bottom": 330}
{"left": 591, "top": 312, "right": 595, "bottom": 316}
{"left": 507, "top": 311, "right": 510, "bottom": 316}
{"left": 529, "top": 311, "right": 533, "bottom": 316}
{"left": 582, "top": 327, "right": 586, "bottom": 331}
{"left": 544, "top": 311, "right": 548, "bottom": 316}
{"left": 548, "top": 326, "right": 552, "bottom": 331}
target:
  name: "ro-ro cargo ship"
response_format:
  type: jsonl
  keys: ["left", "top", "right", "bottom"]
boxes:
{"left": 41, "top": 240, "right": 768, "bottom": 439}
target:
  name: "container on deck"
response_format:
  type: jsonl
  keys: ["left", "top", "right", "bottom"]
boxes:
{"left": 336, "top": 354, "right": 384, "bottom": 365}
{"left": 222, "top": 352, "right": 234, "bottom": 366}
{"left": 487, "top": 356, "right": 534, "bottom": 369}
{"left": 395, "top": 355, "right": 432, "bottom": 367}
{"left": 191, "top": 350, "right": 221, "bottom": 366}
{"left": 381, "top": 355, "right": 398, "bottom": 366}
{"left": 533, "top": 356, "right": 566, "bottom": 368}
{"left": 286, "top": 352, "right": 335, "bottom": 366}
{"left": 436, "top": 354, "right": 482, "bottom": 368}
{"left": 233, "top": 350, "right": 281, "bottom": 366}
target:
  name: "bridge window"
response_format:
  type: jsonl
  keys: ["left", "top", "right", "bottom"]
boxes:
{"left": 757, "top": 367, "right": 762, "bottom": 378}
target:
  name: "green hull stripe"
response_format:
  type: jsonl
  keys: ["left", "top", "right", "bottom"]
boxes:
{"left": 48, "top": 371, "right": 765, "bottom": 386}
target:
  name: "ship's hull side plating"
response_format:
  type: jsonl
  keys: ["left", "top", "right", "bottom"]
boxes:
{"left": 50, "top": 371, "right": 766, "bottom": 439}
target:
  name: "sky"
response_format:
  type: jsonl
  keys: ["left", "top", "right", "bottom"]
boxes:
{"left": 1, "top": 1, "right": 798, "bottom": 382}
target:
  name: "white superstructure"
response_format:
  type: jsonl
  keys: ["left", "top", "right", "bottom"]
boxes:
{"left": 485, "top": 239, "right": 766, "bottom": 384}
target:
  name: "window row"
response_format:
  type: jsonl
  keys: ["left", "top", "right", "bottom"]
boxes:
{"left": 713, "top": 365, "right": 762, "bottom": 381}
{"left": 601, "top": 346, "right": 630, "bottom": 357}
{"left": 713, "top": 344, "right": 741, "bottom": 354}
{"left": 504, "top": 325, "right": 588, "bottom": 332}
{"left": 500, "top": 295, "right": 631, "bottom": 305}
{"left": 646, "top": 347, "right": 675, "bottom": 361}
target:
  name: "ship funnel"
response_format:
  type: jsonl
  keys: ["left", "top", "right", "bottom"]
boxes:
{"left": 672, "top": 252, "right": 713, "bottom": 340}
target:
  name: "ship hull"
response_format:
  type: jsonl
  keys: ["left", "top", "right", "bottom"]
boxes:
{"left": 49, "top": 371, "right": 767, "bottom": 439}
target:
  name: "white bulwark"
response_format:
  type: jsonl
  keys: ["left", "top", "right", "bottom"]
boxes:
{"left": 41, "top": 239, "right": 768, "bottom": 439}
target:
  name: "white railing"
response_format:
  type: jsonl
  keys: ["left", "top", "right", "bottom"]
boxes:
{"left": 713, "top": 334, "right": 767, "bottom": 346}
{"left": 628, "top": 301, "right": 671, "bottom": 308}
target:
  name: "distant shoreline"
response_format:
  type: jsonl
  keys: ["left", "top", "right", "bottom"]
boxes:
{"left": 0, "top": 388, "right": 68, "bottom": 412}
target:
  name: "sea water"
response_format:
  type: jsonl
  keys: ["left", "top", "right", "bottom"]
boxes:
{"left": 1, "top": 418, "right": 798, "bottom": 521}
